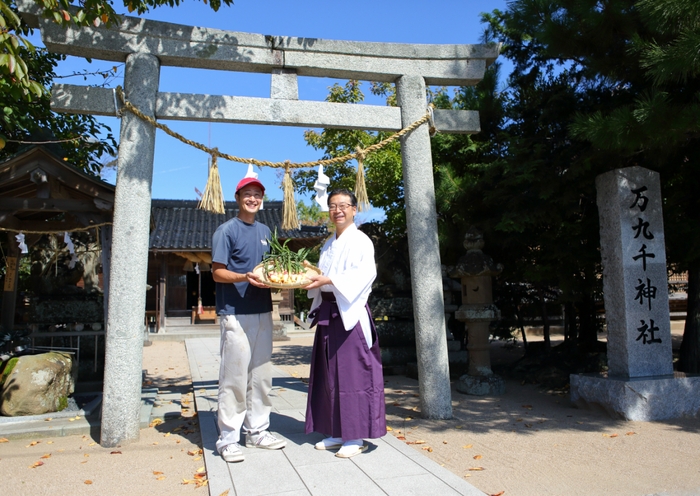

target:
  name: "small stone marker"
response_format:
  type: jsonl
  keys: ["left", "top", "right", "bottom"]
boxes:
{"left": 596, "top": 166, "right": 673, "bottom": 377}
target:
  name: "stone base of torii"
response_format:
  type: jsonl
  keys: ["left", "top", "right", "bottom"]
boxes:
{"left": 18, "top": 0, "right": 500, "bottom": 446}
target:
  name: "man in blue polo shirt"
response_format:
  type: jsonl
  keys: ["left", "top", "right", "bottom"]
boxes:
{"left": 211, "top": 176, "right": 286, "bottom": 463}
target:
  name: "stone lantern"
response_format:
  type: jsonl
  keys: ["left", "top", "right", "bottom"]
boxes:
{"left": 448, "top": 228, "right": 505, "bottom": 396}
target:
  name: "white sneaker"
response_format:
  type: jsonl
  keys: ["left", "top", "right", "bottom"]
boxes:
{"left": 315, "top": 437, "right": 343, "bottom": 450}
{"left": 221, "top": 443, "right": 245, "bottom": 463}
{"left": 246, "top": 431, "right": 287, "bottom": 450}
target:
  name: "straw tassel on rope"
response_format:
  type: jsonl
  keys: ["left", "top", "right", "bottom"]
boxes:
{"left": 282, "top": 163, "right": 300, "bottom": 230}
{"left": 198, "top": 151, "right": 226, "bottom": 214}
{"left": 354, "top": 146, "right": 370, "bottom": 212}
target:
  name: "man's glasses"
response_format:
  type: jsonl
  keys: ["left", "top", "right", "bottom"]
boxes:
{"left": 328, "top": 203, "right": 354, "bottom": 212}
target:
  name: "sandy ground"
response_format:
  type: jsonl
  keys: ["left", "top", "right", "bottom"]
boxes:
{"left": 2, "top": 328, "right": 700, "bottom": 496}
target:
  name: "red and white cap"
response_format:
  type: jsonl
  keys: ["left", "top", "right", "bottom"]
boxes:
{"left": 235, "top": 176, "right": 265, "bottom": 194}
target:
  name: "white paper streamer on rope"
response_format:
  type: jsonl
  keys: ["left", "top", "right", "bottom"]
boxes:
{"left": 64, "top": 232, "right": 78, "bottom": 268}
{"left": 244, "top": 163, "right": 263, "bottom": 210}
{"left": 195, "top": 263, "right": 200, "bottom": 275}
{"left": 15, "top": 233, "right": 28, "bottom": 254}
{"left": 313, "top": 164, "right": 330, "bottom": 212}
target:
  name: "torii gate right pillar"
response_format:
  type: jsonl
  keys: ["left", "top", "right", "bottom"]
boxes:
{"left": 397, "top": 75, "right": 452, "bottom": 419}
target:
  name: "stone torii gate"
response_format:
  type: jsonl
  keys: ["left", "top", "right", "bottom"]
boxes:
{"left": 20, "top": 2, "right": 499, "bottom": 447}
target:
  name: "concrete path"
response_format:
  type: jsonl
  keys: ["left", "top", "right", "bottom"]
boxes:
{"left": 185, "top": 337, "right": 485, "bottom": 496}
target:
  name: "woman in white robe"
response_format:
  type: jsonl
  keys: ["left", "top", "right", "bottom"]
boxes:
{"left": 304, "top": 189, "right": 387, "bottom": 458}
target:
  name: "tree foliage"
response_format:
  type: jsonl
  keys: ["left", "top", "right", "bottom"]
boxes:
{"left": 0, "top": 0, "right": 233, "bottom": 102}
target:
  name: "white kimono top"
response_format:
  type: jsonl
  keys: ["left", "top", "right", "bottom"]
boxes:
{"left": 308, "top": 223, "right": 376, "bottom": 345}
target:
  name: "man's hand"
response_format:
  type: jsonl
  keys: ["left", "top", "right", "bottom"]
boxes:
{"left": 247, "top": 271, "right": 270, "bottom": 288}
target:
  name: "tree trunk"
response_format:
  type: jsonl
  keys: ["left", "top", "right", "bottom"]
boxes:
{"left": 516, "top": 304, "right": 528, "bottom": 351}
{"left": 679, "top": 261, "right": 700, "bottom": 373}
{"left": 538, "top": 288, "right": 551, "bottom": 352}
{"left": 577, "top": 295, "right": 598, "bottom": 350}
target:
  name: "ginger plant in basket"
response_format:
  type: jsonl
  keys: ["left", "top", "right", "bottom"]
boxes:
{"left": 262, "top": 230, "right": 313, "bottom": 285}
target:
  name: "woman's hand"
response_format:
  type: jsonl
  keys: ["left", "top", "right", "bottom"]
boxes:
{"left": 304, "top": 274, "right": 332, "bottom": 289}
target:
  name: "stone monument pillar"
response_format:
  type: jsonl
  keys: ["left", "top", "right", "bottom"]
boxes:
{"left": 100, "top": 53, "right": 160, "bottom": 447}
{"left": 448, "top": 228, "right": 505, "bottom": 395}
{"left": 570, "top": 166, "right": 700, "bottom": 420}
{"left": 396, "top": 75, "right": 452, "bottom": 420}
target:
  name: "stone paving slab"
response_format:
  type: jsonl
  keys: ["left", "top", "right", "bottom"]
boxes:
{"left": 185, "top": 337, "right": 485, "bottom": 496}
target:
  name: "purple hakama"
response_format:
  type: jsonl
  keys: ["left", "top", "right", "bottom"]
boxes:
{"left": 305, "top": 292, "right": 387, "bottom": 440}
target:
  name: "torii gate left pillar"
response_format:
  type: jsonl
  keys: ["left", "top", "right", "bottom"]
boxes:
{"left": 101, "top": 53, "right": 160, "bottom": 446}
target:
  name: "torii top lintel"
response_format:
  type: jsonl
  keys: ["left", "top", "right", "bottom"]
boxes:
{"left": 20, "top": 3, "right": 499, "bottom": 86}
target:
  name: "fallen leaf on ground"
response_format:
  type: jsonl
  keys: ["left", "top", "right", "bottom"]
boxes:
{"left": 41, "top": 454, "right": 51, "bottom": 459}
{"left": 187, "top": 449, "right": 203, "bottom": 456}
{"left": 84, "top": 454, "right": 89, "bottom": 457}
{"left": 44, "top": 418, "right": 52, "bottom": 422}
{"left": 89, "top": 442, "right": 97, "bottom": 446}
{"left": 463, "top": 444, "right": 473, "bottom": 449}
{"left": 0, "top": 438, "right": 8, "bottom": 443}
{"left": 153, "top": 471, "right": 163, "bottom": 475}
{"left": 405, "top": 417, "right": 413, "bottom": 421}
{"left": 196, "top": 467, "right": 206, "bottom": 474}
{"left": 164, "top": 432, "right": 171, "bottom": 437}
{"left": 602, "top": 433, "right": 609, "bottom": 437}
{"left": 491, "top": 491, "right": 505, "bottom": 496}
{"left": 29, "top": 461, "right": 44, "bottom": 468}
{"left": 473, "top": 454, "right": 483, "bottom": 460}
{"left": 469, "top": 467, "right": 485, "bottom": 471}
{"left": 386, "top": 426, "right": 393, "bottom": 431}
{"left": 464, "top": 474, "right": 472, "bottom": 478}
{"left": 150, "top": 418, "right": 164, "bottom": 427}
{"left": 397, "top": 436, "right": 406, "bottom": 441}
{"left": 218, "top": 490, "right": 230, "bottom": 496}
{"left": 26, "top": 441, "right": 40, "bottom": 447}
{"left": 193, "top": 456, "right": 202, "bottom": 461}
{"left": 421, "top": 447, "right": 433, "bottom": 452}
{"left": 84, "top": 480, "right": 93, "bottom": 484}
{"left": 152, "top": 442, "right": 158, "bottom": 445}
{"left": 110, "top": 451, "right": 122, "bottom": 454}
{"left": 626, "top": 432, "right": 637, "bottom": 436}
{"left": 156, "top": 476, "right": 166, "bottom": 481}
{"left": 610, "top": 433, "right": 619, "bottom": 438}
{"left": 443, "top": 441, "right": 448, "bottom": 444}
{"left": 47, "top": 441, "right": 53, "bottom": 445}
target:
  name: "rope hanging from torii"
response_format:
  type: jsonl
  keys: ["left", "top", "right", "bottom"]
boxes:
{"left": 114, "top": 86, "right": 436, "bottom": 229}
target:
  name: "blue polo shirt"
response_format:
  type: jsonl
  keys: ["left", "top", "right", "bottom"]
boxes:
{"left": 211, "top": 217, "right": 272, "bottom": 315}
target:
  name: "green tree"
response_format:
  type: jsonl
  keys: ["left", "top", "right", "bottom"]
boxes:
{"left": 0, "top": 0, "right": 233, "bottom": 103}
{"left": 479, "top": 0, "right": 700, "bottom": 368}
{"left": 0, "top": 44, "right": 116, "bottom": 172}
{"left": 565, "top": 0, "right": 700, "bottom": 372}
{"left": 295, "top": 80, "right": 406, "bottom": 237}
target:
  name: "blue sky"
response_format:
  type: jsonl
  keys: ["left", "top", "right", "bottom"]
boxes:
{"left": 37, "top": 0, "right": 509, "bottom": 222}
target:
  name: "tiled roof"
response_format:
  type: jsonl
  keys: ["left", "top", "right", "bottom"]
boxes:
{"left": 149, "top": 199, "right": 327, "bottom": 251}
